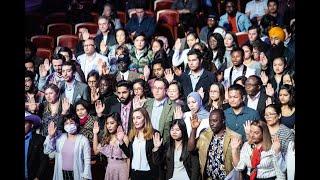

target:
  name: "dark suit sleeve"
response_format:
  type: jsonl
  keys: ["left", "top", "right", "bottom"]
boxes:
{"left": 125, "top": 19, "right": 133, "bottom": 33}
{"left": 190, "top": 151, "right": 200, "bottom": 180}
{"left": 152, "top": 142, "right": 166, "bottom": 166}
{"left": 145, "top": 17, "right": 156, "bottom": 39}
{"left": 119, "top": 142, "right": 131, "bottom": 158}
{"left": 36, "top": 135, "right": 49, "bottom": 179}
{"left": 82, "top": 84, "right": 89, "bottom": 102}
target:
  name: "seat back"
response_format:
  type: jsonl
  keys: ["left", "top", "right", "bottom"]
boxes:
{"left": 36, "top": 48, "right": 52, "bottom": 60}
{"left": 47, "top": 23, "right": 73, "bottom": 41}
{"left": 156, "top": 9, "right": 179, "bottom": 26}
{"left": 154, "top": 0, "right": 174, "bottom": 12}
{"left": 56, "top": 35, "right": 79, "bottom": 52}
{"left": 75, "top": 22, "right": 98, "bottom": 35}
{"left": 31, "top": 35, "right": 55, "bottom": 50}
{"left": 236, "top": 32, "right": 249, "bottom": 46}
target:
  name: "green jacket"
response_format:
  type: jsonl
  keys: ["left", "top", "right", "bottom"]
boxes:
{"left": 143, "top": 98, "right": 176, "bottom": 143}
{"left": 129, "top": 46, "right": 154, "bottom": 74}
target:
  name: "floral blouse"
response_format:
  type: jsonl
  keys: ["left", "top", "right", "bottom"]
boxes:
{"left": 206, "top": 131, "right": 226, "bottom": 179}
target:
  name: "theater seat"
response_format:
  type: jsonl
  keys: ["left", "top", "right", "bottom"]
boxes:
{"left": 236, "top": 32, "right": 249, "bottom": 46}
{"left": 75, "top": 22, "right": 98, "bottom": 35}
{"left": 154, "top": 0, "right": 174, "bottom": 12}
{"left": 56, "top": 35, "right": 79, "bottom": 52}
{"left": 31, "top": 35, "right": 55, "bottom": 50}
{"left": 156, "top": 9, "right": 179, "bottom": 26}
{"left": 36, "top": 48, "right": 52, "bottom": 60}
{"left": 47, "top": 23, "right": 73, "bottom": 41}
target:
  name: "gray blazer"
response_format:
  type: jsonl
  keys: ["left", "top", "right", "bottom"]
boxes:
{"left": 60, "top": 80, "right": 89, "bottom": 105}
{"left": 116, "top": 71, "right": 141, "bottom": 82}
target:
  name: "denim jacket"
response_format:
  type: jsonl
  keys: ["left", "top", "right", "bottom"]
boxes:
{"left": 218, "top": 12, "right": 252, "bottom": 32}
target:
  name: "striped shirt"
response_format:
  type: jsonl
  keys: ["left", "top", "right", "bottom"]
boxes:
{"left": 271, "top": 124, "right": 295, "bottom": 156}
{"left": 235, "top": 142, "right": 282, "bottom": 179}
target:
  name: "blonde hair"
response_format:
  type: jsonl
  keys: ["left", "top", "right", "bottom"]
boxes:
{"left": 128, "top": 108, "right": 154, "bottom": 141}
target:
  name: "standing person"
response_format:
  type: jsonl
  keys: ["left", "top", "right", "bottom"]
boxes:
{"left": 92, "top": 113, "right": 130, "bottom": 180}
{"left": 199, "top": 14, "right": 219, "bottom": 43}
{"left": 143, "top": 78, "right": 176, "bottom": 143}
{"left": 176, "top": 49, "right": 217, "bottom": 105}
{"left": 44, "top": 114, "right": 92, "bottom": 180}
{"left": 231, "top": 120, "right": 284, "bottom": 180}
{"left": 95, "top": 16, "right": 117, "bottom": 56}
{"left": 115, "top": 54, "right": 141, "bottom": 82}
{"left": 263, "top": 104, "right": 294, "bottom": 155}
{"left": 242, "top": 44, "right": 262, "bottom": 76}
{"left": 219, "top": 0, "right": 252, "bottom": 32}
{"left": 25, "top": 113, "right": 49, "bottom": 180}
{"left": 205, "top": 82, "right": 229, "bottom": 111}
{"left": 167, "top": 81, "right": 185, "bottom": 107}
{"left": 132, "top": 78, "right": 151, "bottom": 108}
{"left": 152, "top": 119, "right": 200, "bottom": 180}
{"left": 224, "top": 84, "right": 260, "bottom": 139}
{"left": 187, "top": 109, "right": 240, "bottom": 180}
{"left": 101, "top": 2, "right": 122, "bottom": 30}
{"left": 207, "top": 33, "right": 227, "bottom": 73}
{"left": 223, "top": 47, "right": 256, "bottom": 88}
{"left": 278, "top": 84, "right": 295, "bottom": 129}
{"left": 118, "top": 108, "right": 160, "bottom": 180}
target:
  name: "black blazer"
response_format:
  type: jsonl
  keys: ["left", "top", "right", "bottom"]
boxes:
{"left": 153, "top": 142, "right": 200, "bottom": 180}
{"left": 176, "top": 69, "right": 217, "bottom": 105}
{"left": 110, "top": 102, "right": 133, "bottom": 134}
{"left": 94, "top": 32, "right": 117, "bottom": 53}
{"left": 244, "top": 90, "right": 268, "bottom": 118}
{"left": 27, "top": 132, "right": 49, "bottom": 180}
{"left": 119, "top": 133, "right": 160, "bottom": 179}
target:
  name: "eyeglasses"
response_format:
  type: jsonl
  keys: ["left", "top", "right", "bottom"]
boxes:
{"left": 88, "top": 80, "right": 97, "bottom": 84}
{"left": 264, "top": 113, "right": 278, "bottom": 118}
{"left": 84, "top": 44, "right": 94, "bottom": 47}
{"left": 134, "top": 87, "right": 143, "bottom": 91}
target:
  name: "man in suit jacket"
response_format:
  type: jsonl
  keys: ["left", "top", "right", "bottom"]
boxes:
{"left": 110, "top": 80, "right": 133, "bottom": 134}
{"left": 244, "top": 75, "right": 268, "bottom": 118}
{"left": 94, "top": 16, "right": 117, "bottom": 55}
{"left": 115, "top": 54, "right": 141, "bottom": 82}
{"left": 176, "top": 49, "right": 217, "bottom": 105}
{"left": 25, "top": 113, "right": 49, "bottom": 180}
{"left": 143, "top": 78, "right": 176, "bottom": 143}
{"left": 60, "top": 61, "right": 89, "bottom": 104}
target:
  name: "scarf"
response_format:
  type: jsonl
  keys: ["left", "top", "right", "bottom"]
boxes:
{"left": 250, "top": 145, "right": 263, "bottom": 180}
{"left": 187, "top": 92, "right": 209, "bottom": 120}
{"left": 80, "top": 115, "right": 90, "bottom": 126}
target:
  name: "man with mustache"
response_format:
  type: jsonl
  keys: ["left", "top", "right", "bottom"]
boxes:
{"left": 109, "top": 80, "right": 133, "bottom": 134}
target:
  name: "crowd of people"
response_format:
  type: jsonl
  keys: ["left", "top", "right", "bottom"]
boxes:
{"left": 25, "top": 0, "right": 295, "bottom": 179}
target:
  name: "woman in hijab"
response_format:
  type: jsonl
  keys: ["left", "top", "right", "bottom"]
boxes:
{"left": 183, "top": 92, "right": 210, "bottom": 138}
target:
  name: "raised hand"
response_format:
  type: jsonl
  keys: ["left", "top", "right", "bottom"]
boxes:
{"left": 216, "top": 71, "right": 224, "bottom": 82}
{"left": 272, "top": 135, "right": 281, "bottom": 154}
{"left": 95, "top": 100, "right": 105, "bottom": 116}
{"left": 93, "top": 121, "right": 100, "bottom": 134}
{"left": 62, "top": 97, "right": 71, "bottom": 114}
{"left": 231, "top": 136, "right": 242, "bottom": 150}
{"left": 116, "top": 126, "right": 125, "bottom": 144}
{"left": 143, "top": 65, "right": 150, "bottom": 81}
{"left": 173, "top": 66, "right": 183, "bottom": 77}
{"left": 91, "top": 87, "right": 100, "bottom": 103}
{"left": 101, "top": 61, "right": 110, "bottom": 75}
{"left": 174, "top": 106, "right": 184, "bottom": 119}
{"left": 261, "top": 71, "right": 269, "bottom": 85}
{"left": 43, "top": 58, "right": 51, "bottom": 72}
{"left": 174, "top": 38, "right": 182, "bottom": 50}
{"left": 39, "top": 64, "right": 48, "bottom": 78}
{"left": 243, "top": 120, "right": 252, "bottom": 136}
{"left": 197, "top": 87, "right": 204, "bottom": 99}
{"left": 153, "top": 132, "right": 163, "bottom": 148}
{"left": 82, "top": 30, "right": 90, "bottom": 41}
{"left": 260, "top": 54, "right": 268, "bottom": 68}
{"left": 100, "top": 41, "right": 108, "bottom": 54}
{"left": 190, "top": 113, "right": 200, "bottom": 129}
{"left": 164, "top": 68, "right": 174, "bottom": 83}
{"left": 265, "top": 96, "right": 273, "bottom": 106}
{"left": 266, "top": 83, "right": 275, "bottom": 97}
{"left": 48, "top": 121, "right": 57, "bottom": 138}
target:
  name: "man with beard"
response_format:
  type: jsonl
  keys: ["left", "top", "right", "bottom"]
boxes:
{"left": 188, "top": 109, "right": 241, "bottom": 180}
{"left": 109, "top": 80, "right": 133, "bottom": 134}
{"left": 224, "top": 47, "right": 256, "bottom": 88}
{"left": 25, "top": 70, "right": 44, "bottom": 112}
{"left": 38, "top": 54, "right": 65, "bottom": 91}
{"left": 115, "top": 54, "right": 140, "bottom": 82}
{"left": 224, "top": 84, "right": 260, "bottom": 140}
{"left": 199, "top": 14, "right": 219, "bottom": 43}
{"left": 268, "top": 26, "right": 295, "bottom": 71}
{"left": 218, "top": 0, "right": 251, "bottom": 33}
{"left": 60, "top": 61, "right": 89, "bottom": 105}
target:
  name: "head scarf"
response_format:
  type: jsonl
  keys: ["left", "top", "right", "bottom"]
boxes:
{"left": 187, "top": 92, "right": 209, "bottom": 120}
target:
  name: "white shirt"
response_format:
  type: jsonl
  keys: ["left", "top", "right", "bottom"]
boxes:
{"left": 169, "top": 149, "right": 190, "bottom": 180}
{"left": 183, "top": 111, "right": 210, "bottom": 138}
{"left": 77, "top": 52, "right": 110, "bottom": 79}
{"left": 223, "top": 64, "right": 256, "bottom": 88}
{"left": 245, "top": 0, "right": 268, "bottom": 19}
{"left": 247, "top": 91, "right": 260, "bottom": 110}
{"left": 119, "top": 71, "right": 129, "bottom": 81}
{"left": 286, "top": 141, "right": 295, "bottom": 180}
{"left": 172, "top": 48, "right": 190, "bottom": 68}
{"left": 64, "top": 80, "right": 75, "bottom": 104}
{"left": 131, "top": 137, "right": 150, "bottom": 171}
